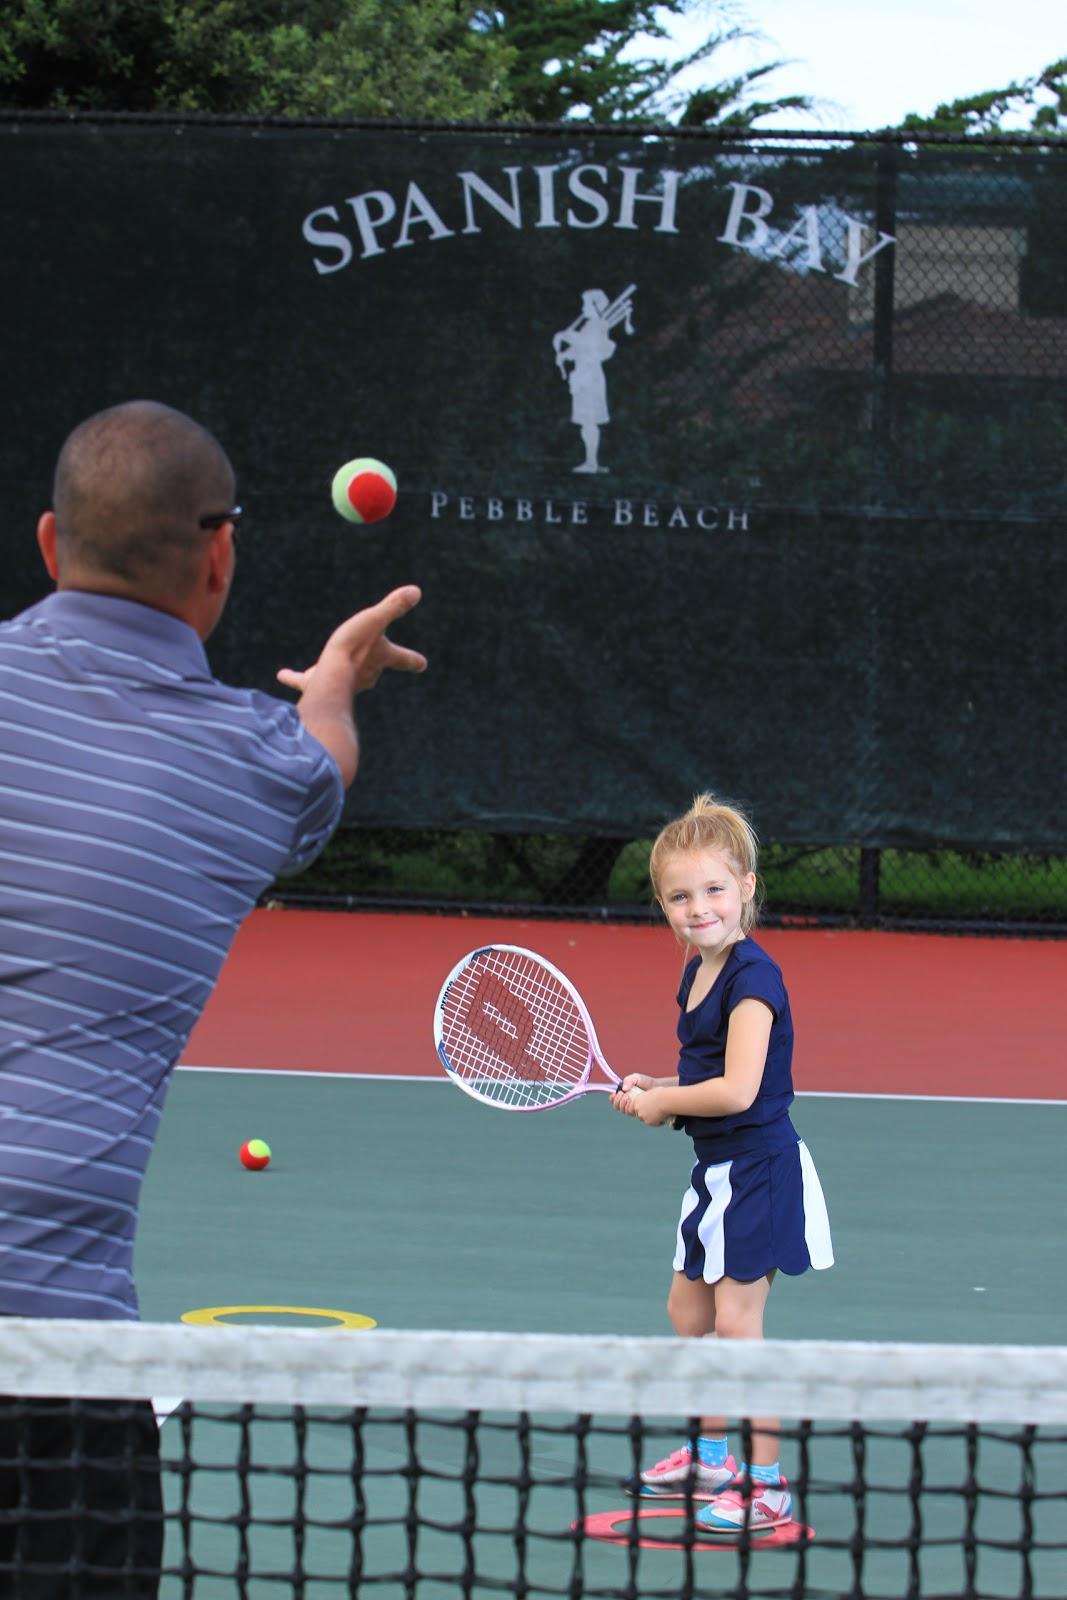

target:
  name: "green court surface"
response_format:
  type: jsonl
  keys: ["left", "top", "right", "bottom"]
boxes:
{"left": 138, "top": 1070, "right": 1067, "bottom": 1346}
{"left": 136, "top": 1072, "right": 1066, "bottom": 1597}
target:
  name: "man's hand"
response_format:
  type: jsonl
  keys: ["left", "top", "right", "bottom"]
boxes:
{"left": 278, "top": 585, "right": 427, "bottom": 786}
{"left": 277, "top": 585, "right": 426, "bottom": 696}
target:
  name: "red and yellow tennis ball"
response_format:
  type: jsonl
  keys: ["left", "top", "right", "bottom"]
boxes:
{"left": 239, "top": 1138, "right": 272, "bottom": 1171}
{"left": 331, "top": 457, "right": 397, "bottom": 524}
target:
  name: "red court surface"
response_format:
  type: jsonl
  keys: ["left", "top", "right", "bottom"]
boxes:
{"left": 180, "top": 909, "right": 1065, "bottom": 1102}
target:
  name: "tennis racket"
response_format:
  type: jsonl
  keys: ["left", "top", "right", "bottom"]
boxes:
{"left": 434, "top": 943, "right": 677, "bottom": 1123}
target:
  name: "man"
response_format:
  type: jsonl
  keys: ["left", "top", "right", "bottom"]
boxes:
{"left": 0, "top": 400, "right": 426, "bottom": 1594}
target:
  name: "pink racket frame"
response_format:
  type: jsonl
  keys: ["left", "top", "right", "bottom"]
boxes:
{"left": 433, "top": 943, "right": 623, "bottom": 1112}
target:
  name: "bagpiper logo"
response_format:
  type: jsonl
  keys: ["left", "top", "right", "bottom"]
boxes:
{"left": 552, "top": 284, "right": 635, "bottom": 475}
{"left": 428, "top": 275, "right": 750, "bottom": 532}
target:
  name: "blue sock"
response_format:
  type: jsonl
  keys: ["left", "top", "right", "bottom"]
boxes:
{"left": 747, "top": 1461, "right": 782, "bottom": 1487}
{"left": 696, "top": 1435, "right": 730, "bottom": 1468}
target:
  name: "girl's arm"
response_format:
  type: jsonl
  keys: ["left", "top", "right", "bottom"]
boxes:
{"left": 630, "top": 999, "right": 773, "bottom": 1126}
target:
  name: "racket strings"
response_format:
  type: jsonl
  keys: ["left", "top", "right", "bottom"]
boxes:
{"left": 439, "top": 950, "right": 591, "bottom": 1107}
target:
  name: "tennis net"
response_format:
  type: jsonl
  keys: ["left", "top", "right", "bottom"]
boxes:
{"left": 0, "top": 1319, "right": 1064, "bottom": 1598}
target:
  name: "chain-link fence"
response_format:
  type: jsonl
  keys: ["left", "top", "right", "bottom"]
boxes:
{"left": 268, "top": 829, "right": 1067, "bottom": 934}
{"left": 1, "top": 116, "right": 1064, "bottom": 933}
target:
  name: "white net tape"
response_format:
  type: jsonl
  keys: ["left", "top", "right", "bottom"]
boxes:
{"left": 2, "top": 1321, "right": 1064, "bottom": 1424}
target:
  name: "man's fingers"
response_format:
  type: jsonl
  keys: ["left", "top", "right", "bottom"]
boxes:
{"left": 339, "top": 584, "right": 422, "bottom": 639}
{"left": 276, "top": 588, "right": 426, "bottom": 698}
{"left": 326, "top": 585, "right": 424, "bottom": 657}
{"left": 376, "top": 583, "right": 422, "bottom": 620}
{"left": 276, "top": 667, "right": 310, "bottom": 690}
{"left": 382, "top": 643, "right": 428, "bottom": 674}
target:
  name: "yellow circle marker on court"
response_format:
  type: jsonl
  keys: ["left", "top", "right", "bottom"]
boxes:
{"left": 181, "top": 1305, "right": 377, "bottom": 1329}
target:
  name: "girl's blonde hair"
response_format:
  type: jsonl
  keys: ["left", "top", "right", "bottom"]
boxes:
{"left": 649, "top": 793, "right": 762, "bottom": 934}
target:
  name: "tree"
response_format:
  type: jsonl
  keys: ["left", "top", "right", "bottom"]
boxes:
{"left": 897, "top": 58, "right": 1067, "bottom": 136}
{"left": 0, "top": 0, "right": 810, "bottom": 127}
{"left": 0, "top": 0, "right": 517, "bottom": 120}
{"left": 471, "top": 0, "right": 811, "bottom": 127}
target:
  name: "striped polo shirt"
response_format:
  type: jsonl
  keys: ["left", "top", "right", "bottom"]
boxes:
{"left": 0, "top": 591, "right": 344, "bottom": 1319}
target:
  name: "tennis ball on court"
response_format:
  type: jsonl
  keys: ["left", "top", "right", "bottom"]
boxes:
{"left": 331, "top": 458, "right": 397, "bottom": 524}
{"left": 239, "top": 1139, "right": 272, "bottom": 1171}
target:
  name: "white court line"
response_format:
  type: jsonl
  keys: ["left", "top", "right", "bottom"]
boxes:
{"left": 177, "top": 1065, "right": 446, "bottom": 1081}
{"left": 798, "top": 1089, "right": 1067, "bottom": 1107}
{"left": 176, "top": 1065, "right": 1067, "bottom": 1107}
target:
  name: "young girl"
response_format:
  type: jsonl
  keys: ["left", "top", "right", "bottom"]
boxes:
{"left": 611, "top": 793, "right": 833, "bottom": 1533}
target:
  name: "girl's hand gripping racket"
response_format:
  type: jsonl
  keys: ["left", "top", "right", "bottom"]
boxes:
{"left": 434, "top": 944, "right": 679, "bottom": 1124}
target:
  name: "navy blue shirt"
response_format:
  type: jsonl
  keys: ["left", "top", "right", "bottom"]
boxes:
{"left": 0, "top": 591, "right": 344, "bottom": 1318}
{"left": 676, "top": 937, "right": 797, "bottom": 1158}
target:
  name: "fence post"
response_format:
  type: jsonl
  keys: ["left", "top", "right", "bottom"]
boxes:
{"left": 871, "top": 142, "right": 898, "bottom": 498}
{"left": 859, "top": 848, "right": 882, "bottom": 926}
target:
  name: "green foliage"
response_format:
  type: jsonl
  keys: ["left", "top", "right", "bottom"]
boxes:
{"left": 0, "top": 0, "right": 517, "bottom": 119}
{"left": 0, "top": 0, "right": 809, "bottom": 127}
{"left": 472, "top": 0, "right": 809, "bottom": 127}
{"left": 273, "top": 827, "right": 1067, "bottom": 924}
{"left": 898, "top": 58, "right": 1067, "bottom": 137}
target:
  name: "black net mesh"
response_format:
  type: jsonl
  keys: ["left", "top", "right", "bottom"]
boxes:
{"left": 0, "top": 1362, "right": 1064, "bottom": 1598}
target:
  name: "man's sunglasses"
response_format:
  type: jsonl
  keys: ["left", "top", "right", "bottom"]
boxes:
{"left": 198, "top": 506, "right": 243, "bottom": 531}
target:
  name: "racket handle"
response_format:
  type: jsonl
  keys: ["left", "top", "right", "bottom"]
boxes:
{"left": 626, "top": 1083, "right": 680, "bottom": 1130}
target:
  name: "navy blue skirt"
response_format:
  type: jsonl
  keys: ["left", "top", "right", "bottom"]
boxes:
{"left": 674, "top": 1139, "right": 833, "bottom": 1282}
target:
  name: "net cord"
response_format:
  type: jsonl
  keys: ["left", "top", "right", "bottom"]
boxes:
{"left": 2, "top": 1322, "right": 1064, "bottom": 1424}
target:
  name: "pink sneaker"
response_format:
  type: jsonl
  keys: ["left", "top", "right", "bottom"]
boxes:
{"left": 631, "top": 1446, "right": 740, "bottom": 1500}
{"left": 696, "top": 1476, "right": 793, "bottom": 1532}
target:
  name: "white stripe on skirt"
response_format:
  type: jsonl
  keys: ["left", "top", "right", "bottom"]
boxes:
{"left": 798, "top": 1139, "right": 834, "bottom": 1269}
{"left": 673, "top": 1159, "right": 733, "bottom": 1282}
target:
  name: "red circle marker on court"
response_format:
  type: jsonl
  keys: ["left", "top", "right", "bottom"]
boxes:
{"left": 578, "top": 1506, "right": 815, "bottom": 1552}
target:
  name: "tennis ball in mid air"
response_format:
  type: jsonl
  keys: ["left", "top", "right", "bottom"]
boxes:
{"left": 331, "top": 458, "right": 397, "bottom": 524}
{"left": 239, "top": 1138, "right": 272, "bottom": 1171}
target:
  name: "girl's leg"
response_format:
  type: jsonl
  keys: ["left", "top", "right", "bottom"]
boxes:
{"left": 666, "top": 1270, "right": 717, "bottom": 1338}
{"left": 713, "top": 1273, "right": 779, "bottom": 1465}
{"left": 696, "top": 1274, "right": 793, "bottom": 1530}
{"left": 666, "top": 1272, "right": 729, "bottom": 1437}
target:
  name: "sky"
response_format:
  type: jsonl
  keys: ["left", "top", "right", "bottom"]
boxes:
{"left": 650, "top": 0, "right": 1063, "bottom": 130}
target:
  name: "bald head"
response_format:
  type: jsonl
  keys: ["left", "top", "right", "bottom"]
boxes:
{"left": 51, "top": 401, "right": 236, "bottom": 602}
